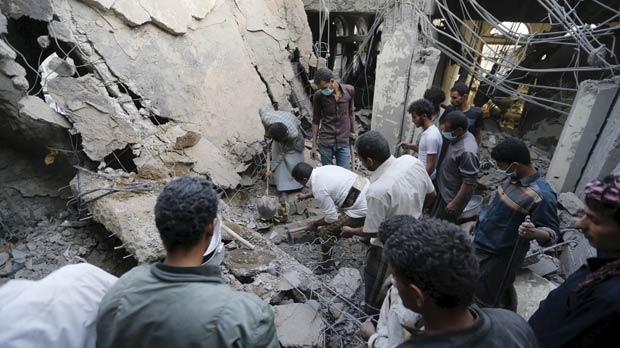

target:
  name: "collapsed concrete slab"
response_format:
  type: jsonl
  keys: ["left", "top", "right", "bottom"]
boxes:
{"left": 273, "top": 301, "right": 325, "bottom": 348}
{"left": 515, "top": 270, "right": 557, "bottom": 320}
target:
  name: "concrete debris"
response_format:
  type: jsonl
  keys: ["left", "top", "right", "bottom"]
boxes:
{"left": 0, "top": 0, "right": 54, "bottom": 21}
{"left": 329, "top": 267, "right": 362, "bottom": 298}
{"left": 184, "top": 138, "right": 241, "bottom": 189}
{"left": 173, "top": 130, "right": 200, "bottom": 150}
{"left": 273, "top": 300, "right": 325, "bottom": 348}
{"left": 0, "top": 13, "right": 6, "bottom": 34}
{"left": 515, "top": 270, "right": 557, "bottom": 320}
{"left": 527, "top": 254, "right": 560, "bottom": 277}
{"left": 558, "top": 192, "right": 585, "bottom": 216}
{"left": 48, "top": 20, "right": 75, "bottom": 43}
{"left": 111, "top": 0, "right": 151, "bottom": 27}
{"left": 559, "top": 230, "right": 596, "bottom": 277}
{"left": 47, "top": 75, "right": 143, "bottom": 161}
{"left": 47, "top": 56, "right": 76, "bottom": 77}
{"left": 242, "top": 272, "right": 288, "bottom": 304}
{"left": 0, "top": 59, "right": 27, "bottom": 78}
{"left": 37, "top": 35, "right": 51, "bottom": 48}
{"left": 0, "top": 252, "right": 9, "bottom": 268}
{"left": 224, "top": 248, "right": 277, "bottom": 280}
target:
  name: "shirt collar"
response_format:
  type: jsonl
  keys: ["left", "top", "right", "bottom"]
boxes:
{"left": 587, "top": 256, "right": 620, "bottom": 272}
{"left": 151, "top": 263, "right": 224, "bottom": 284}
{"left": 370, "top": 155, "right": 395, "bottom": 183}
{"left": 513, "top": 170, "right": 541, "bottom": 186}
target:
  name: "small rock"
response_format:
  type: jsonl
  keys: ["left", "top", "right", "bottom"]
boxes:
{"left": 47, "top": 56, "right": 76, "bottom": 76}
{"left": 329, "top": 267, "right": 362, "bottom": 298}
{"left": 11, "top": 248, "right": 29, "bottom": 260}
{"left": 558, "top": 192, "right": 585, "bottom": 216}
{"left": 174, "top": 131, "right": 201, "bottom": 150}
{"left": 328, "top": 302, "right": 344, "bottom": 320}
{"left": 0, "top": 252, "right": 9, "bottom": 267}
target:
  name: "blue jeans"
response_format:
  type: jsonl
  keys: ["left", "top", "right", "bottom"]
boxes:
{"left": 319, "top": 144, "right": 351, "bottom": 170}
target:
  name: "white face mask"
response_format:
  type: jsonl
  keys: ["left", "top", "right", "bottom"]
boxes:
{"left": 202, "top": 216, "right": 225, "bottom": 266}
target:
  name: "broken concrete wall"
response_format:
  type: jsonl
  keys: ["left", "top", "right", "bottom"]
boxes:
{"left": 0, "top": 0, "right": 316, "bottom": 264}
{"left": 547, "top": 78, "right": 620, "bottom": 193}
{"left": 370, "top": 0, "right": 440, "bottom": 150}
{"left": 302, "top": 0, "right": 379, "bottom": 13}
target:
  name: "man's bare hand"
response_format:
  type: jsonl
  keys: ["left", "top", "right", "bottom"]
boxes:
{"left": 296, "top": 192, "right": 312, "bottom": 201}
{"left": 358, "top": 318, "right": 376, "bottom": 339}
{"left": 310, "top": 147, "right": 318, "bottom": 161}
{"left": 340, "top": 226, "right": 357, "bottom": 238}
{"left": 518, "top": 216, "right": 549, "bottom": 241}
{"left": 445, "top": 201, "right": 459, "bottom": 216}
{"left": 265, "top": 170, "right": 273, "bottom": 178}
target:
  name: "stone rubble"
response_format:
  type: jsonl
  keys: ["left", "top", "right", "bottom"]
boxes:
{"left": 273, "top": 300, "right": 325, "bottom": 348}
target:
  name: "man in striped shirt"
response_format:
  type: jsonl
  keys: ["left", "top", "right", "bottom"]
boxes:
{"left": 473, "top": 138, "right": 559, "bottom": 311}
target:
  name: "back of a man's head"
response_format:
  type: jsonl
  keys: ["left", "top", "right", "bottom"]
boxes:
{"left": 154, "top": 176, "right": 218, "bottom": 253}
{"left": 443, "top": 111, "right": 469, "bottom": 131}
{"left": 355, "top": 130, "right": 391, "bottom": 165}
{"left": 314, "top": 68, "right": 334, "bottom": 85}
{"left": 424, "top": 86, "right": 446, "bottom": 115}
{"left": 383, "top": 217, "right": 479, "bottom": 309}
{"left": 491, "top": 137, "right": 531, "bottom": 165}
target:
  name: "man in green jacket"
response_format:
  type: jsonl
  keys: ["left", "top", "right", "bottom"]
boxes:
{"left": 96, "top": 176, "right": 278, "bottom": 348}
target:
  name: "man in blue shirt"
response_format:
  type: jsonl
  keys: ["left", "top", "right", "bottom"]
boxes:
{"left": 473, "top": 138, "right": 559, "bottom": 311}
{"left": 529, "top": 174, "right": 620, "bottom": 348}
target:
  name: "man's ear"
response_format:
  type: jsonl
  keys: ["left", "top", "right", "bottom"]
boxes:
{"left": 204, "top": 221, "right": 215, "bottom": 240}
{"left": 410, "top": 283, "right": 426, "bottom": 308}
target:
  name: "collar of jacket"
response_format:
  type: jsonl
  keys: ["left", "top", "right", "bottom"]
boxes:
{"left": 150, "top": 263, "right": 224, "bottom": 284}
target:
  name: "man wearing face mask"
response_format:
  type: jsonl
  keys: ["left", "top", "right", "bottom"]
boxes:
{"left": 473, "top": 138, "right": 559, "bottom": 311}
{"left": 97, "top": 177, "right": 278, "bottom": 348}
{"left": 311, "top": 68, "right": 356, "bottom": 169}
{"left": 431, "top": 111, "right": 479, "bottom": 223}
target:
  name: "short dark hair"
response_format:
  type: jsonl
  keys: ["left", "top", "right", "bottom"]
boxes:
{"left": 423, "top": 86, "right": 446, "bottom": 114}
{"left": 355, "top": 130, "right": 390, "bottom": 163}
{"left": 314, "top": 68, "right": 334, "bottom": 85}
{"left": 291, "top": 162, "right": 313, "bottom": 181}
{"left": 407, "top": 99, "right": 434, "bottom": 119}
{"left": 378, "top": 215, "right": 418, "bottom": 244}
{"left": 268, "top": 123, "right": 288, "bottom": 142}
{"left": 443, "top": 111, "right": 469, "bottom": 131}
{"left": 491, "top": 137, "right": 532, "bottom": 165}
{"left": 383, "top": 217, "right": 479, "bottom": 309}
{"left": 450, "top": 82, "right": 470, "bottom": 96}
{"left": 154, "top": 176, "right": 218, "bottom": 252}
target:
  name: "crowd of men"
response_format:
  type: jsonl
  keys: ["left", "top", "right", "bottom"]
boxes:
{"left": 0, "top": 68, "right": 619, "bottom": 348}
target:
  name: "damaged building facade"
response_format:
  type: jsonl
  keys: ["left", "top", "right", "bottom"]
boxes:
{"left": 1, "top": 0, "right": 619, "bottom": 347}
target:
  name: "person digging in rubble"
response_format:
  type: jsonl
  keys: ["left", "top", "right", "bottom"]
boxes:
{"left": 311, "top": 67, "right": 356, "bottom": 169}
{"left": 0, "top": 263, "right": 117, "bottom": 348}
{"left": 343, "top": 130, "right": 436, "bottom": 315}
{"left": 291, "top": 162, "right": 369, "bottom": 273}
{"left": 529, "top": 174, "right": 620, "bottom": 348}
{"left": 431, "top": 111, "right": 479, "bottom": 223}
{"left": 381, "top": 216, "right": 538, "bottom": 348}
{"left": 439, "top": 82, "right": 483, "bottom": 143}
{"left": 260, "top": 106, "right": 305, "bottom": 222}
{"left": 97, "top": 176, "right": 278, "bottom": 348}
{"left": 399, "top": 99, "right": 443, "bottom": 180}
{"left": 473, "top": 138, "right": 559, "bottom": 311}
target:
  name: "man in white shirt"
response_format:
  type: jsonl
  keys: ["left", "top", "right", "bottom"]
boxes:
{"left": 292, "top": 162, "right": 369, "bottom": 272}
{"left": 342, "top": 131, "right": 436, "bottom": 314}
{"left": 399, "top": 99, "right": 443, "bottom": 179}
{"left": 0, "top": 263, "right": 117, "bottom": 348}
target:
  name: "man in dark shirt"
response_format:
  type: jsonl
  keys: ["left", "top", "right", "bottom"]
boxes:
{"left": 529, "top": 174, "right": 620, "bottom": 348}
{"left": 474, "top": 138, "right": 559, "bottom": 311}
{"left": 432, "top": 111, "right": 479, "bottom": 223}
{"left": 379, "top": 216, "right": 537, "bottom": 348}
{"left": 440, "top": 82, "right": 483, "bottom": 143}
{"left": 311, "top": 68, "right": 356, "bottom": 169}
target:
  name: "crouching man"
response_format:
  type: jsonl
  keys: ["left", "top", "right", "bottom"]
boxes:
{"left": 292, "top": 162, "right": 369, "bottom": 273}
{"left": 97, "top": 177, "right": 278, "bottom": 348}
